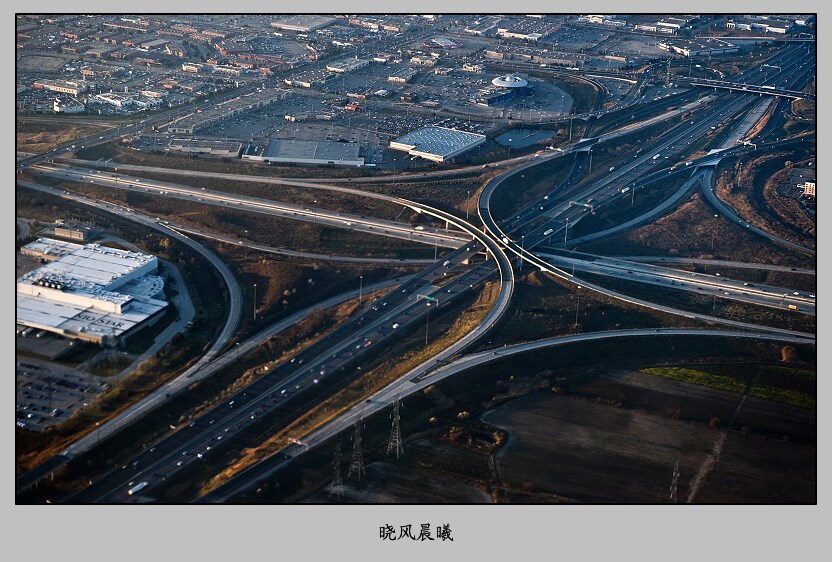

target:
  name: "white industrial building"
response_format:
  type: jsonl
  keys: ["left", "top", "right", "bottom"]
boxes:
{"left": 53, "top": 97, "right": 85, "bottom": 113}
{"left": 242, "top": 139, "right": 364, "bottom": 167}
{"left": 326, "top": 58, "right": 370, "bottom": 74}
{"left": 389, "top": 126, "right": 486, "bottom": 162}
{"left": 270, "top": 15, "right": 337, "bottom": 33}
{"left": 658, "top": 39, "right": 739, "bottom": 57}
{"left": 17, "top": 239, "right": 168, "bottom": 346}
{"left": 93, "top": 92, "right": 137, "bottom": 109}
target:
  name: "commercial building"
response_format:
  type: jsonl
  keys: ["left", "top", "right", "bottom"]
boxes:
{"left": 411, "top": 55, "right": 437, "bottom": 67}
{"left": 497, "top": 17, "right": 561, "bottom": 41}
{"left": 166, "top": 138, "right": 243, "bottom": 158}
{"left": 471, "top": 87, "right": 514, "bottom": 106}
{"left": 484, "top": 44, "right": 588, "bottom": 68}
{"left": 80, "top": 64, "right": 126, "bottom": 79}
{"left": 656, "top": 17, "right": 689, "bottom": 31}
{"left": 464, "top": 16, "right": 502, "bottom": 35}
{"left": 348, "top": 16, "right": 410, "bottom": 32}
{"left": 727, "top": 17, "right": 792, "bottom": 34}
{"left": 491, "top": 73, "right": 529, "bottom": 90}
{"left": 389, "top": 126, "right": 486, "bottom": 163}
{"left": 49, "top": 223, "right": 96, "bottom": 242}
{"left": 430, "top": 36, "right": 463, "bottom": 49}
{"left": 32, "top": 79, "right": 88, "bottom": 96}
{"left": 182, "top": 62, "right": 205, "bottom": 73}
{"left": 93, "top": 92, "right": 137, "bottom": 109}
{"left": 388, "top": 67, "right": 419, "bottom": 83}
{"left": 473, "top": 87, "right": 515, "bottom": 106}
{"left": 16, "top": 239, "right": 168, "bottom": 346}
{"left": 326, "top": 58, "right": 370, "bottom": 74}
{"left": 658, "top": 39, "right": 738, "bottom": 57}
{"left": 725, "top": 20, "right": 753, "bottom": 31}
{"left": 284, "top": 68, "right": 334, "bottom": 88}
{"left": 800, "top": 181, "right": 815, "bottom": 197}
{"left": 270, "top": 15, "right": 337, "bottom": 33}
{"left": 578, "top": 15, "right": 627, "bottom": 27}
{"left": 475, "top": 74, "right": 533, "bottom": 101}
{"left": 242, "top": 139, "right": 364, "bottom": 167}
{"left": 53, "top": 97, "right": 85, "bottom": 113}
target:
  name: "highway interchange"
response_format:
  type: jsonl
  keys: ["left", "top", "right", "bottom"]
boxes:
{"left": 16, "top": 41, "right": 815, "bottom": 503}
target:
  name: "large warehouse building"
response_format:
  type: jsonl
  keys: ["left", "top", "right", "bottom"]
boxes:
{"left": 242, "top": 139, "right": 364, "bottom": 167}
{"left": 16, "top": 239, "right": 168, "bottom": 346}
{"left": 270, "top": 15, "right": 337, "bottom": 33}
{"left": 389, "top": 126, "right": 487, "bottom": 162}
{"left": 166, "top": 138, "right": 243, "bottom": 158}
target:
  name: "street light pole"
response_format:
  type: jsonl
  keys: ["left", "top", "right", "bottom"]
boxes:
{"left": 519, "top": 235, "right": 525, "bottom": 271}
{"left": 711, "top": 214, "right": 718, "bottom": 251}
{"left": 425, "top": 305, "right": 430, "bottom": 346}
{"left": 358, "top": 275, "right": 363, "bottom": 305}
{"left": 574, "top": 296, "right": 580, "bottom": 328}
{"left": 569, "top": 111, "right": 573, "bottom": 141}
{"left": 466, "top": 190, "right": 470, "bottom": 221}
{"left": 564, "top": 217, "right": 569, "bottom": 244}
{"left": 253, "top": 283, "right": 257, "bottom": 322}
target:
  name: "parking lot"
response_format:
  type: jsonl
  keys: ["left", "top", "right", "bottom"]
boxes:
{"left": 542, "top": 25, "right": 612, "bottom": 53}
{"left": 16, "top": 357, "right": 109, "bottom": 431}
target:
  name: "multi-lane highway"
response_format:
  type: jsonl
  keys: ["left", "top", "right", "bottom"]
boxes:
{"left": 199, "top": 325, "right": 814, "bottom": 503}
{"left": 16, "top": 40, "right": 815, "bottom": 503}
{"left": 53, "top": 181, "right": 514, "bottom": 503}
{"left": 27, "top": 163, "right": 470, "bottom": 250}
{"left": 481, "top": 43, "right": 814, "bottom": 275}
{"left": 199, "top": 49, "right": 816, "bottom": 501}
{"left": 535, "top": 252, "right": 815, "bottom": 315}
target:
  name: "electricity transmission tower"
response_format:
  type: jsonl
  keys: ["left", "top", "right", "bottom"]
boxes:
{"left": 387, "top": 394, "right": 403, "bottom": 458}
{"left": 348, "top": 417, "right": 365, "bottom": 481}
{"left": 329, "top": 444, "right": 343, "bottom": 499}
{"left": 669, "top": 457, "right": 680, "bottom": 504}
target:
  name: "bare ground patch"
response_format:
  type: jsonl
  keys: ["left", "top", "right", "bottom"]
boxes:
{"left": 481, "top": 369, "right": 815, "bottom": 503}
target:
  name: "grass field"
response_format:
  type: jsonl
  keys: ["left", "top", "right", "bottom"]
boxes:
{"left": 575, "top": 188, "right": 816, "bottom": 271}
{"left": 642, "top": 366, "right": 815, "bottom": 409}
{"left": 17, "top": 122, "right": 107, "bottom": 153}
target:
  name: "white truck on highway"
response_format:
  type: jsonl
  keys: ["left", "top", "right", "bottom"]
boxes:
{"left": 128, "top": 481, "right": 148, "bottom": 496}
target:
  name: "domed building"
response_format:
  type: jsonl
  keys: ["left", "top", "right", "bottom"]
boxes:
{"left": 472, "top": 74, "right": 533, "bottom": 106}
{"left": 490, "top": 74, "right": 529, "bottom": 89}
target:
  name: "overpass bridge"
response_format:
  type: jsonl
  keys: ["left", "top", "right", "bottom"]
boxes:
{"left": 681, "top": 78, "right": 814, "bottom": 100}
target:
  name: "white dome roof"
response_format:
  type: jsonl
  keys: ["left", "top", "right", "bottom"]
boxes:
{"left": 491, "top": 74, "right": 528, "bottom": 88}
